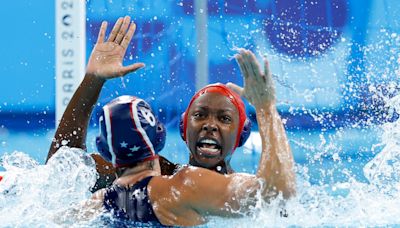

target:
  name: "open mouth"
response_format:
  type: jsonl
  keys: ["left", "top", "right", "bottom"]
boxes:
{"left": 196, "top": 138, "right": 222, "bottom": 157}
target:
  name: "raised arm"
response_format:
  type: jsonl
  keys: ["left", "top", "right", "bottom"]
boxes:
{"left": 46, "top": 16, "right": 144, "bottom": 189}
{"left": 228, "top": 49, "right": 296, "bottom": 199}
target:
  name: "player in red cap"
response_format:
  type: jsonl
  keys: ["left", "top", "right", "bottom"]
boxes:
{"left": 78, "top": 85, "right": 291, "bottom": 226}
{"left": 179, "top": 83, "right": 252, "bottom": 173}
{"left": 49, "top": 16, "right": 295, "bottom": 226}
{"left": 46, "top": 16, "right": 295, "bottom": 207}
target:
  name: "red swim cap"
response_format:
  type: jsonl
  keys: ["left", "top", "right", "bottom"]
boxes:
{"left": 182, "top": 83, "right": 246, "bottom": 151}
{"left": 0, "top": 175, "right": 3, "bottom": 182}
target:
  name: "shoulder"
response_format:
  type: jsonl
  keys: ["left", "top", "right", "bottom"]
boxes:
{"left": 149, "top": 166, "right": 216, "bottom": 196}
{"left": 148, "top": 167, "right": 221, "bottom": 225}
{"left": 150, "top": 166, "right": 231, "bottom": 201}
{"left": 174, "top": 165, "right": 220, "bottom": 177}
{"left": 160, "top": 166, "right": 225, "bottom": 187}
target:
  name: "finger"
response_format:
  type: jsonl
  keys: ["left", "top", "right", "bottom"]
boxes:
{"left": 263, "top": 58, "right": 276, "bottom": 93}
{"left": 114, "top": 16, "right": 131, "bottom": 44}
{"left": 96, "top": 21, "right": 108, "bottom": 44}
{"left": 263, "top": 58, "right": 271, "bottom": 77}
{"left": 242, "top": 50, "right": 258, "bottom": 80}
{"left": 235, "top": 54, "right": 249, "bottom": 78}
{"left": 247, "top": 51, "right": 266, "bottom": 85}
{"left": 107, "top": 17, "right": 123, "bottom": 42}
{"left": 120, "top": 22, "right": 136, "bottom": 50}
{"left": 226, "top": 82, "right": 244, "bottom": 96}
{"left": 248, "top": 51, "right": 263, "bottom": 78}
{"left": 120, "top": 63, "right": 145, "bottom": 76}
{"left": 262, "top": 59, "right": 272, "bottom": 84}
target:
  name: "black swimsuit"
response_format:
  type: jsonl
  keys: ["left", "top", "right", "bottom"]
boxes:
{"left": 103, "top": 176, "right": 162, "bottom": 225}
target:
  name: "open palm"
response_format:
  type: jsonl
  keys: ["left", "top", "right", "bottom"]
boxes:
{"left": 228, "top": 49, "right": 276, "bottom": 107}
{"left": 86, "top": 16, "right": 144, "bottom": 79}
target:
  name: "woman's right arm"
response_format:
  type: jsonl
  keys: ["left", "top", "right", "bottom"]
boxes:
{"left": 229, "top": 49, "right": 296, "bottom": 199}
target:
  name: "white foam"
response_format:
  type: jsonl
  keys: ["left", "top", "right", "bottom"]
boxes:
{"left": 0, "top": 147, "right": 98, "bottom": 226}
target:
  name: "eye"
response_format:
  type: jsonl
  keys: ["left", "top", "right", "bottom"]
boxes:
{"left": 192, "top": 111, "right": 205, "bottom": 119}
{"left": 220, "top": 115, "right": 232, "bottom": 123}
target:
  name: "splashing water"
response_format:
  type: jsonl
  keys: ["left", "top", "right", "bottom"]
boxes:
{"left": 2, "top": 102, "right": 400, "bottom": 227}
{"left": 0, "top": 147, "right": 98, "bottom": 227}
{"left": 363, "top": 94, "right": 400, "bottom": 194}
{"left": 1, "top": 132, "right": 399, "bottom": 227}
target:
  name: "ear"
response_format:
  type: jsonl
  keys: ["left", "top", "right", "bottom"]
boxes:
{"left": 154, "top": 120, "right": 166, "bottom": 153}
{"left": 238, "top": 119, "right": 252, "bottom": 147}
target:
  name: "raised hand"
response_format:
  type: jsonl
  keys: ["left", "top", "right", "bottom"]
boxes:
{"left": 229, "top": 49, "right": 296, "bottom": 199}
{"left": 86, "top": 16, "right": 145, "bottom": 79}
{"left": 47, "top": 16, "right": 146, "bottom": 189}
{"left": 227, "top": 49, "right": 275, "bottom": 107}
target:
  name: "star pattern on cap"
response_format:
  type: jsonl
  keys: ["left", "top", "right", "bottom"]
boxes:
{"left": 120, "top": 141, "right": 128, "bottom": 148}
{"left": 130, "top": 145, "right": 140, "bottom": 152}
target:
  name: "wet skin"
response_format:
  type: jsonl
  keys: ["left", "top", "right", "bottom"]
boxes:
{"left": 186, "top": 92, "right": 240, "bottom": 169}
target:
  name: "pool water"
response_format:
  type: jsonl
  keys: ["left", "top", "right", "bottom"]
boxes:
{"left": 2, "top": 119, "right": 399, "bottom": 227}
{"left": 4, "top": 86, "right": 400, "bottom": 227}
{"left": 0, "top": 125, "right": 381, "bottom": 181}
{"left": 1, "top": 0, "right": 400, "bottom": 226}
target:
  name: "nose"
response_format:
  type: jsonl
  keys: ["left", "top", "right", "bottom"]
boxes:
{"left": 202, "top": 122, "right": 218, "bottom": 132}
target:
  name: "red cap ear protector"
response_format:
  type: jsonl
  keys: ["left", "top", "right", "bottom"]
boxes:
{"left": 179, "top": 83, "right": 251, "bottom": 151}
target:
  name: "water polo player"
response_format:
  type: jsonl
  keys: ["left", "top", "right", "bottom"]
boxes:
{"left": 46, "top": 16, "right": 295, "bottom": 201}
{"left": 180, "top": 83, "right": 252, "bottom": 174}
{"left": 83, "top": 79, "right": 292, "bottom": 226}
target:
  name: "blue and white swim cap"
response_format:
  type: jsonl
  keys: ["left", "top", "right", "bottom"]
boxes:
{"left": 96, "top": 96, "right": 166, "bottom": 167}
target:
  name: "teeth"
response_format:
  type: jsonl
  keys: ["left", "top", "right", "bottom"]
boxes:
{"left": 201, "top": 148, "right": 219, "bottom": 153}
{"left": 200, "top": 139, "right": 217, "bottom": 145}
{"left": 197, "top": 146, "right": 220, "bottom": 155}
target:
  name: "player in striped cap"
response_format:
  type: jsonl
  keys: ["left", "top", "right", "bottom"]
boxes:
{"left": 95, "top": 95, "right": 166, "bottom": 168}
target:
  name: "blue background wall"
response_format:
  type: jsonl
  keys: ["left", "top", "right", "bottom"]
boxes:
{"left": 0, "top": 1, "right": 55, "bottom": 130}
{"left": 1, "top": 0, "right": 399, "bottom": 131}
